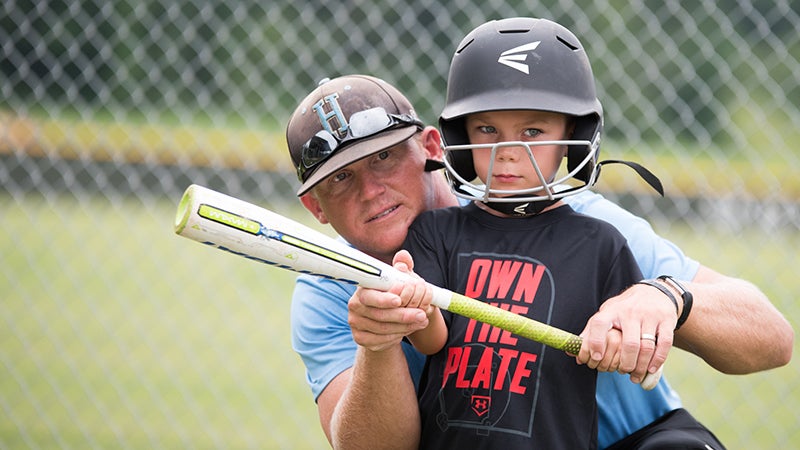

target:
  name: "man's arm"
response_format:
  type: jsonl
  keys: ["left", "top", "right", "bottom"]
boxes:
{"left": 569, "top": 190, "right": 793, "bottom": 379}
{"left": 324, "top": 266, "right": 431, "bottom": 449}
{"left": 320, "top": 347, "right": 420, "bottom": 450}
{"left": 291, "top": 256, "right": 429, "bottom": 448}
{"left": 673, "top": 265, "right": 793, "bottom": 374}
{"left": 580, "top": 265, "right": 793, "bottom": 382}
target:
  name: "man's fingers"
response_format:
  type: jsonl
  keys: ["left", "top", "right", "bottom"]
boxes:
{"left": 628, "top": 334, "right": 656, "bottom": 383}
{"left": 352, "top": 287, "right": 401, "bottom": 309}
{"left": 349, "top": 288, "right": 428, "bottom": 331}
{"left": 594, "top": 328, "right": 622, "bottom": 372}
{"left": 649, "top": 326, "right": 673, "bottom": 374}
{"left": 617, "top": 318, "right": 642, "bottom": 375}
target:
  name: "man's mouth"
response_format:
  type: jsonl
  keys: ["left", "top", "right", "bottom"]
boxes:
{"left": 367, "top": 205, "right": 399, "bottom": 222}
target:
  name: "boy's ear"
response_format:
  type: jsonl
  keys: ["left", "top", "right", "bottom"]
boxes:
{"left": 299, "top": 193, "right": 329, "bottom": 224}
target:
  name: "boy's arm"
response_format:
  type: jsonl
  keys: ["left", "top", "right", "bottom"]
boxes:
{"left": 392, "top": 249, "right": 448, "bottom": 355}
{"left": 407, "top": 307, "right": 447, "bottom": 355}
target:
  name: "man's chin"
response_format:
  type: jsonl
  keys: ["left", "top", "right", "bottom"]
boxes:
{"left": 357, "top": 236, "right": 406, "bottom": 263}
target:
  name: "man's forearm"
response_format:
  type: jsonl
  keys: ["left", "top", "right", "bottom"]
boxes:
{"left": 675, "top": 266, "right": 793, "bottom": 373}
{"left": 330, "top": 345, "right": 420, "bottom": 450}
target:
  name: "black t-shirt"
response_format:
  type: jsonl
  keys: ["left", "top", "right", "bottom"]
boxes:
{"left": 403, "top": 202, "right": 643, "bottom": 450}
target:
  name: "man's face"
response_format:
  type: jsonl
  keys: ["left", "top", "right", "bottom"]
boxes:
{"left": 301, "top": 136, "right": 436, "bottom": 263}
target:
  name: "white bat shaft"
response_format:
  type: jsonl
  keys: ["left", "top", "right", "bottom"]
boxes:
{"left": 175, "top": 184, "right": 455, "bottom": 309}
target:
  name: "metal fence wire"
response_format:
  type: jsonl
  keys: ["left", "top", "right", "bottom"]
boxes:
{"left": 2, "top": 0, "right": 798, "bottom": 448}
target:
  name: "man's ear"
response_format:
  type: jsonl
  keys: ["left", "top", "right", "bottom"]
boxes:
{"left": 420, "top": 126, "right": 444, "bottom": 160}
{"left": 299, "top": 193, "right": 329, "bottom": 224}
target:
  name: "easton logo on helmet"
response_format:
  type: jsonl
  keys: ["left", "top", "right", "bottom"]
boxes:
{"left": 497, "top": 41, "right": 540, "bottom": 74}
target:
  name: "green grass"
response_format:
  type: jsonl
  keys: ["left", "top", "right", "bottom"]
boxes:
{"left": 1, "top": 193, "right": 330, "bottom": 449}
{"left": 1, "top": 193, "right": 798, "bottom": 448}
{"left": 646, "top": 223, "right": 800, "bottom": 447}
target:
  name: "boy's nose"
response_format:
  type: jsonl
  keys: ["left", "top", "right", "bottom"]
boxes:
{"left": 495, "top": 144, "right": 522, "bottom": 162}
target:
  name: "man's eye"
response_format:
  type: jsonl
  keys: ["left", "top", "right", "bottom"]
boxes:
{"left": 377, "top": 150, "right": 390, "bottom": 160}
{"left": 331, "top": 172, "right": 349, "bottom": 183}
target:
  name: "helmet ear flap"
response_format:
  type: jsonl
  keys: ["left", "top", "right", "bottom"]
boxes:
{"left": 567, "top": 146, "right": 595, "bottom": 183}
{"left": 567, "top": 114, "right": 601, "bottom": 183}
{"left": 447, "top": 147, "right": 477, "bottom": 182}
{"left": 441, "top": 117, "right": 478, "bottom": 183}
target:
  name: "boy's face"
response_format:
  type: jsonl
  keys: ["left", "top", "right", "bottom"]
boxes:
{"left": 465, "top": 110, "right": 572, "bottom": 198}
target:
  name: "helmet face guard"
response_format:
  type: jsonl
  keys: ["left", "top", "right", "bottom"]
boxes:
{"left": 443, "top": 137, "right": 600, "bottom": 203}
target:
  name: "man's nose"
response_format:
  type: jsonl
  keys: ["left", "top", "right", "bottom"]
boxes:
{"left": 356, "top": 171, "right": 387, "bottom": 198}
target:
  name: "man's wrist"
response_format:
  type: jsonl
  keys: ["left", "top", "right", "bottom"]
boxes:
{"left": 636, "top": 279, "right": 679, "bottom": 316}
{"left": 635, "top": 276, "right": 694, "bottom": 330}
{"left": 657, "top": 275, "right": 694, "bottom": 330}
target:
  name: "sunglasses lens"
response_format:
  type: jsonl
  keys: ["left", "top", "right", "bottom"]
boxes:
{"left": 302, "top": 132, "right": 336, "bottom": 167}
{"left": 348, "top": 107, "right": 392, "bottom": 138}
{"left": 298, "top": 131, "right": 338, "bottom": 180}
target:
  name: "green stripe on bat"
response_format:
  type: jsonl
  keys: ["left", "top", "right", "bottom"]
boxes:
{"left": 279, "top": 234, "right": 381, "bottom": 276}
{"left": 198, "top": 204, "right": 261, "bottom": 234}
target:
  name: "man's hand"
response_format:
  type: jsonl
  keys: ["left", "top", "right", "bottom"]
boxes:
{"left": 578, "top": 283, "right": 677, "bottom": 384}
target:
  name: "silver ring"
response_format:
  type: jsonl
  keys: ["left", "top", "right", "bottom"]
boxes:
{"left": 641, "top": 333, "right": 657, "bottom": 342}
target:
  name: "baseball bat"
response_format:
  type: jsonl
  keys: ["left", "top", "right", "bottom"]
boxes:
{"left": 174, "top": 184, "right": 661, "bottom": 390}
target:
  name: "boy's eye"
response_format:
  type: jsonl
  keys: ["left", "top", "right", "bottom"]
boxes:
{"left": 523, "top": 128, "right": 543, "bottom": 138}
{"left": 477, "top": 125, "right": 496, "bottom": 134}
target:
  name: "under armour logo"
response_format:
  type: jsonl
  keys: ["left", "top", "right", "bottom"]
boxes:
{"left": 471, "top": 395, "right": 491, "bottom": 417}
{"left": 497, "top": 41, "right": 540, "bottom": 75}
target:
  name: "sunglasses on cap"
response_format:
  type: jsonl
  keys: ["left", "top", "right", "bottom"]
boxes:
{"left": 297, "top": 107, "right": 423, "bottom": 181}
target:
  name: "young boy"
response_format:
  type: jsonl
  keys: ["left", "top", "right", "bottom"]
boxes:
{"left": 401, "top": 17, "right": 662, "bottom": 449}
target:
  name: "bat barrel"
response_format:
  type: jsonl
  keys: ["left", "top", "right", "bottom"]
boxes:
{"left": 174, "top": 184, "right": 197, "bottom": 234}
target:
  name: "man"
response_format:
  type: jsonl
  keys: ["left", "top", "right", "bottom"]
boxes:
{"left": 285, "top": 74, "right": 793, "bottom": 449}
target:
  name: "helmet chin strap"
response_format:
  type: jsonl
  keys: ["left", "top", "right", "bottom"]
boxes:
{"left": 424, "top": 159, "right": 446, "bottom": 171}
{"left": 481, "top": 197, "right": 559, "bottom": 217}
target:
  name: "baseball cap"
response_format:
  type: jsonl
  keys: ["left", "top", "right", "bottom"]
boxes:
{"left": 286, "top": 75, "right": 423, "bottom": 196}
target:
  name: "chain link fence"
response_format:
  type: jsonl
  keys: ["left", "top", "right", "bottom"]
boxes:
{"left": 2, "top": 0, "right": 798, "bottom": 448}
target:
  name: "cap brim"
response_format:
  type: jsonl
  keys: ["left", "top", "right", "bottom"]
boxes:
{"left": 296, "top": 126, "right": 419, "bottom": 196}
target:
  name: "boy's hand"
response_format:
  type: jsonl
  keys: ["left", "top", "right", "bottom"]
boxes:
{"left": 392, "top": 250, "right": 435, "bottom": 314}
{"left": 347, "top": 250, "right": 433, "bottom": 352}
{"left": 577, "top": 327, "right": 623, "bottom": 373}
